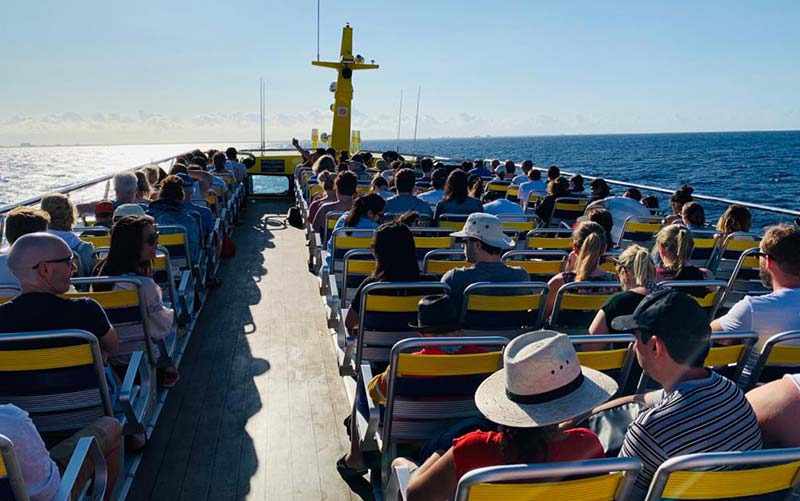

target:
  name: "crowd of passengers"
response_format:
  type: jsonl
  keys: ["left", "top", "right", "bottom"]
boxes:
{"left": 296, "top": 149, "right": 800, "bottom": 500}
{"left": 0, "top": 147, "right": 248, "bottom": 499}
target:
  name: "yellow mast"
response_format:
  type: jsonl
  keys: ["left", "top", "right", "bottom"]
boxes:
{"left": 312, "top": 24, "right": 378, "bottom": 152}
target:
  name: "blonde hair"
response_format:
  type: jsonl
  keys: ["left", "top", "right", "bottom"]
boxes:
{"left": 616, "top": 244, "right": 655, "bottom": 287}
{"left": 716, "top": 204, "right": 752, "bottom": 234}
{"left": 655, "top": 224, "right": 694, "bottom": 275}
{"left": 40, "top": 193, "right": 76, "bottom": 231}
{"left": 573, "top": 221, "right": 607, "bottom": 282}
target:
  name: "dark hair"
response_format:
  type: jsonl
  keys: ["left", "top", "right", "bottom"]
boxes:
{"left": 681, "top": 201, "right": 705, "bottom": 227}
{"left": 569, "top": 174, "right": 584, "bottom": 191}
{"left": 5, "top": 207, "right": 50, "bottom": 244}
{"left": 158, "top": 175, "right": 184, "bottom": 201}
{"left": 547, "top": 176, "right": 570, "bottom": 197}
{"left": 641, "top": 195, "right": 659, "bottom": 209}
{"left": 394, "top": 168, "right": 417, "bottom": 193}
{"left": 242, "top": 157, "right": 255, "bottom": 169}
{"left": 397, "top": 211, "right": 420, "bottom": 226}
{"left": 157, "top": 167, "right": 168, "bottom": 183}
{"left": 212, "top": 152, "right": 227, "bottom": 170}
{"left": 530, "top": 170, "right": 542, "bottom": 181}
{"left": 504, "top": 160, "right": 515, "bottom": 175}
{"left": 590, "top": 178, "right": 611, "bottom": 200}
{"left": 762, "top": 223, "right": 800, "bottom": 277}
{"left": 371, "top": 175, "right": 388, "bottom": 189}
{"left": 521, "top": 160, "right": 533, "bottom": 172}
{"left": 225, "top": 147, "right": 238, "bottom": 160}
{"left": 587, "top": 208, "right": 614, "bottom": 246}
{"left": 474, "top": 238, "right": 503, "bottom": 256}
{"left": 334, "top": 171, "right": 358, "bottom": 196}
{"left": 624, "top": 187, "right": 642, "bottom": 201}
{"left": 94, "top": 215, "right": 155, "bottom": 278}
{"left": 670, "top": 185, "right": 694, "bottom": 214}
{"left": 340, "top": 150, "right": 350, "bottom": 163}
{"left": 390, "top": 160, "right": 404, "bottom": 172}
{"left": 717, "top": 205, "right": 752, "bottom": 234}
{"left": 444, "top": 169, "right": 469, "bottom": 204}
{"left": 547, "top": 165, "right": 560, "bottom": 180}
{"left": 169, "top": 163, "right": 188, "bottom": 175}
{"left": 345, "top": 194, "right": 385, "bottom": 227}
{"left": 371, "top": 222, "right": 420, "bottom": 281}
{"left": 468, "top": 175, "right": 484, "bottom": 198}
{"left": 499, "top": 426, "right": 551, "bottom": 464}
{"left": 420, "top": 157, "right": 434, "bottom": 173}
{"left": 135, "top": 171, "right": 150, "bottom": 198}
{"left": 431, "top": 168, "right": 448, "bottom": 190}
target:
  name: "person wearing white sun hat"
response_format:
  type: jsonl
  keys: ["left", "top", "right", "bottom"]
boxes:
{"left": 441, "top": 212, "right": 529, "bottom": 308}
{"left": 392, "top": 330, "right": 618, "bottom": 500}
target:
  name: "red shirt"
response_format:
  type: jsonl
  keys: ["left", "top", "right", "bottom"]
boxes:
{"left": 451, "top": 428, "right": 605, "bottom": 480}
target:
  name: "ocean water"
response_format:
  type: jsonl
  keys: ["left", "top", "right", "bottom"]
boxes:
{"left": 1, "top": 131, "right": 797, "bottom": 226}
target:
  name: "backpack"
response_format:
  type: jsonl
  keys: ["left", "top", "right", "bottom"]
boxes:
{"left": 287, "top": 206, "right": 305, "bottom": 229}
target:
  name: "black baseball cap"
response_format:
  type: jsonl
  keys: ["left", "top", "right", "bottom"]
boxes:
{"left": 611, "top": 289, "right": 710, "bottom": 341}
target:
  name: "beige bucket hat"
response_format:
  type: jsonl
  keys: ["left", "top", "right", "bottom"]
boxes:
{"left": 451, "top": 213, "right": 513, "bottom": 249}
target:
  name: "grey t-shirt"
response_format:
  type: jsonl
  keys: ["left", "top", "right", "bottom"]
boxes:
{"left": 715, "top": 288, "right": 800, "bottom": 349}
{"left": 0, "top": 405, "right": 60, "bottom": 500}
{"left": 384, "top": 194, "right": 434, "bottom": 218}
{"left": 441, "top": 261, "right": 530, "bottom": 308}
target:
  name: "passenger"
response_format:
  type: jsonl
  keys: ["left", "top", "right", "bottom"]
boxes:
{"left": 590, "top": 178, "right": 611, "bottom": 202}
{"left": 290, "top": 137, "right": 315, "bottom": 166}
{"left": 176, "top": 173, "right": 213, "bottom": 241}
{"left": 347, "top": 154, "right": 371, "bottom": 181}
{"left": 746, "top": 374, "right": 800, "bottom": 448}
{"left": 376, "top": 159, "right": 392, "bottom": 183}
{"left": 143, "top": 165, "right": 161, "bottom": 192}
{"left": 584, "top": 195, "right": 651, "bottom": 244}
{"left": 467, "top": 175, "right": 484, "bottom": 199}
{"left": 393, "top": 331, "right": 616, "bottom": 500}
{"left": 397, "top": 211, "right": 422, "bottom": 227}
{"left": 546, "top": 165, "right": 560, "bottom": 182}
{"left": 40, "top": 193, "right": 96, "bottom": 277}
{"left": 433, "top": 169, "right": 484, "bottom": 222}
{"left": 569, "top": 173, "right": 585, "bottom": 194}
{"left": 344, "top": 223, "right": 435, "bottom": 333}
{"left": 416, "top": 167, "right": 447, "bottom": 208}
{"left": 0, "top": 233, "right": 119, "bottom": 361}
{"left": 211, "top": 152, "right": 235, "bottom": 186}
{"left": 113, "top": 203, "right": 146, "bottom": 225}
{"left": 544, "top": 221, "right": 615, "bottom": 318}
{"left": 641, "top": 195, "right": 659, "bottom": 210}
{"left": 419, "top": 157, "right": 434, "bottom": 182}
{"left": 623, "top": 187, "right": 642, "bottom": 201}
{"left": 482, "top": 190, "right": 524, "bottom": 216}
{"left": 511, "top": 159, "right": 532, "bottom": 185}
{"left": 307, "top": 170, "right": 336, "bottom": 224}
{"left": 712, "top": 224, "right": 800, "bottom": 348}
{"left": 0, "top": 207, "right": 50, "bottom": 296}
{"left": 311, "top": 171, "right": 358, "bottom": 234}
{"left": 498, "top": 159, "right": 515, "bottom": 180}
{"left": 94, "top": 215, "right": 180, "bottom": 387}
{"left": 517, "top": 168, "right": 548, "bottom": 208}
{"left": 0, "top": 404, "right": 122, "bottom": 501}
{"left": 225, "top": 147, "right": 248, "bottom": 183}
{"left": 370, "top": 175, "right": 393, "bottom": 200}
{"left": 716, "top": 204, "right": 752, "bottom": 238}
{"left": 113, "top": 172, "right": 139, "bottom": 207}
{"left": 134, "top": 171, "right": 153, "bottom": 204}
{"left": 602, "top": 289, "right": 762, "bottom": 501}
{"left": 442, "top": 213, "right": 528, "bottom": 308}
{"left": 192, "top": 156, "right": 227, "bottom": 195}
{"left": 681, "top": 201, "right": 705, "bottom": 229}
{"left": 665, "top": 184, "right": 694, "bottom": 224}
{"left": 326, "top": 194, "right": 386, "bottom": 266}
{"left": 384, "top": 169, "right": 433, "bottom": 219}
{"left": 467, "top": 159, "right": 492, "bottom": 178}
{"left": 534, "top": 176, "right": 570, "bottom": 226}
{"left": 589, "top": 245, "right": 656, "bottom": 336}
{"left": 653, "top": 225, "right": 714, "bottom": 295}
{"left": 146, "top": 175, "right": 202, "bottom": 263}
{"left": 583, "top": 208, "right": 614, "bottom": 248}
{"left": 337, "top": 295, "right": 485, "bottom": 480}
{"left": 93, "top": 200, "right": 115, "bottom": 228}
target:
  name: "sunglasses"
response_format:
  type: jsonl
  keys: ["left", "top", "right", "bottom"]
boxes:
{"left": 146, "top": 232, "right": 160, "bottom": 245}
{"left": 754, "top": 250, "right": 770, "bottom": 259}
{"left": 32, "top": 253, "right": 74, "bottom": 270}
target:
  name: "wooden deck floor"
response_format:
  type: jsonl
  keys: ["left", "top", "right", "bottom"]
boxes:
{"left": 129, "top": 200, "right": 355, "bottom": 500}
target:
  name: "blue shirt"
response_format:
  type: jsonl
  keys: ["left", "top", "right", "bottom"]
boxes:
{"left": 468, "top": 166, "right": 493, "bottom": 178}
{"left": 325, "top": 213, "right": 379, "bottom": 267}
{"left": 384, "top": 194, "right": 434, "bottom": 219}
{"left": 183, "top": 201, "right": 214, "bottom": 237}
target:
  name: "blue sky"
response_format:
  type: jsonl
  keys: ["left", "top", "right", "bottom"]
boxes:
{"left": 1, "top": 0, "right": 798, "bottom": 145}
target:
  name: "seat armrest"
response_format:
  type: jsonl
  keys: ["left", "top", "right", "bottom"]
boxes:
{"left": 55, "top": 436, "right": 107, "bottom": 501}
{"left": 357, "top": 363, "right": 381, "bottom": 449}
{"left": 384, "top": 465, "right": 411, "bottom": 501}
{"left": 117, "top": 351, "right": 151, "bottom": 435}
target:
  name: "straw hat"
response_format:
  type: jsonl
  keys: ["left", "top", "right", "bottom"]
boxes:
{"left": 451, "top": 213, "right": 513, "bottom": 250}
{"left": 475, "top": 331, "right": 617, "bottom": 428}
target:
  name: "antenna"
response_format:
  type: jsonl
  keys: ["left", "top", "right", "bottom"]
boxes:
{"left": 260, "top": 78, "right": 266, "bottom": 150}
{"left": 316, "top": 0, "right": 321, "bottom": 61}
{"left": 396, "top": 90, "right": 403, "bottom": 153}
{"left": 412, "top": 85, "right": 421, "bottom": 156}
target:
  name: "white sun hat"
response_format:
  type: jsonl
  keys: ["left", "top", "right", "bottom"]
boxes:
{"left": 451, "top": 213, "right": 513, "bottom": 249}
{"left": 475, "top": 330, "right": 618, "bottom": 428}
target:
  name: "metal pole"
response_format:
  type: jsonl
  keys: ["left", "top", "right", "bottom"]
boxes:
{"left": 412, "top": 85, "right": 421, "bottom": 156}
{"left": 316, "top": 0, "right": 321, "bottom": 61}
{"left": 396, "top": 90, "right": 403, "bottom": 153}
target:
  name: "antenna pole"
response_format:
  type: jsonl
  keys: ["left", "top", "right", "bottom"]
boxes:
{"left": 316, "top": 0, "right": 321, "bottom": 61}
{"left": 260, "top": 78, "right": 266, "bottom": 150}
{"left": 412, "top": 85, "right": 421, "bottom": 156}
{"left": 396, "top": 90, "right": 403, "bottom": 153}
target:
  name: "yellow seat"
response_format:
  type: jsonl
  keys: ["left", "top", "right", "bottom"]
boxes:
{"left": 461, "top": 282, "right": 549, "bottom": 337}
{"left": 572, "top": 334, "right": 637, "bottom": 396}
{"left": 502, "top": 250, "right": 568, "bottom": 282}
{"left": 422, "top": 249, "right": 469, "bottom": 277}
{"left": 548, "top": 281, "right": 622, "bottom": 335}
{"left": 747, "top": 330, "right": 800, "bottom": 389}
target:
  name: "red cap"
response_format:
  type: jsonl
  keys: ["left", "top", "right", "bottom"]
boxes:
{"left": 95, "top": 200, "right": 115, "bottom": 215}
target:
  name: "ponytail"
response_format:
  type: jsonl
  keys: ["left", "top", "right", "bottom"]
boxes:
{"left": 572, "top": 221, "right": 607, "bottom": 282}
{"left": 617, "top": 244, "right": 655, "bottom": 287}
{"left": 655, "top": 225, "right": 695, "bottom": 275}
{"left": 345, "top": 193, "right": 386, "bottom": 228}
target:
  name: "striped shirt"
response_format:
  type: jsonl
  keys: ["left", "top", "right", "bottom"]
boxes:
{"left": 619, "top": 371, "right": 762, "bottom": 500}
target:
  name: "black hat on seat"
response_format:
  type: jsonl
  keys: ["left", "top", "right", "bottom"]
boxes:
{"left": 408, "top": 294, "right": 462, "bottom": 333}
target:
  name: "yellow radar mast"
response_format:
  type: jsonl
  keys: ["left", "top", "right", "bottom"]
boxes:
{"left": 312, "top": 24, "right": 378, "bottom": 152}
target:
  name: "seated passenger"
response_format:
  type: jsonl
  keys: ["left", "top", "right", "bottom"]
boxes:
{"left": 306, "top": 156, "right": 338, "bottom": 223}
{"left": 746, "top": 374, "right": 800, "bottom": 448}
{"left": 0, "top": 207, "right": 50, "bottom": 297}
{"left": 416, "top": 167, "right": 447, "bottom": 208}
{"left": 714, "top": 204, "right": 753, "bottom": 254}
{"left": 602, "top": 289, "right": 762, "bottom": 501}
{"left": 544, "top": 221, "right": 615, "bottom": 318}
{"left": 325, "top": 194, "right": 385, "bottom": 266}
{"left": 337, "top": 294, "right": 486, "bottom": 480}
{"left": 584, "top": 195, "right": 651, "bottom": 244}
{"left": 41, "top": 193, "right": 95, "bottom": 277}
{"left": 311, "top": 171, "right": 358, "bottom": 234}
{"left": 393, "top": 331, "right": 616, "bottom": 500}
{"left": 347, "top": 154, "right": 371, "bottom": 181}
{"left": 93, "top": 200, "right": 115, "bottom": 229}
{"left": 177, "top": 173, "right": 214, "bottom": 238}
{"left": 467, "top": 159, "right": 492, "bottom": 178}
{"left": 0, "top": 233, "right": 119, "bottom": 361}
{"left": 681, "top": 201, "right": 705, "bottom": 230}
{"left": 623, "top": 187, "right": 642, "bottom": 201}
{"left": 665, "top": 184, "right": 694, "bottom": 224}
{"left": 511, "top": 159, "right": 532, "bottom": 185}
{"left": 113, "top": 203, "right": 146, "bottom": 224}
{"left": 481, "top": 190, "right": 524, "bottom": 216}
{"left": 641, "top": 195, "right": 659, "bottom": 211}
{"left": 384, "top": 168, "right": 433, "bottom": 219}
{"left": 590, "top": 178, "right": 611, "bottom": 202}
{"left": 653, "top": 225, "right": 714, "bottom": 296}
{"left": 112, "top": 171, "right": 139, "bottom": 207}
{"left": 134, "top": 171, "right": 153, "bottom": 204}
{"left": 433, "top": 169, "right": 483, "bottom": 222}
{"left": 517, "top": 168, "right": 548, "bottom": 207}
{"left": 570, "top": 173, "right": 586, "bottom": 194}
{"left": 582, "top": 207, "right": 614, "bottom": 248}
{"left": 712, "top": 224, "right": 800, "bottom": 347}
{"left": 370, "top": 175, "right": 393, "bottom": 200}
{"left": 442, "top": 213, "right": 528, "bottom": 308}
{"left": 0, "top": 404, "right": 121, "bottom": 501}
{"left": 546, "top": 165, "right": 560, "bottom": 183}
{"left": 418, "top": 157, "right": 434, "bottom": 182}
{"left": 146, "top": 175, "right": 202, "bottom": 262}
{"left": 225, "top": 146, "right": 248, "bottom": 184}
{"left": 534, "top": 176, "right": 570, "bottom": 225}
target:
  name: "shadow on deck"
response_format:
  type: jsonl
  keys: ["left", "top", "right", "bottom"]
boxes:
{"left": 129, "top": 200, "right": 354, "bottom": 500}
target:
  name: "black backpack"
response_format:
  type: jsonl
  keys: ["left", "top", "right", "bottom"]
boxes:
{"left": 287, "top": 206, "right": 305, "bottom": 229}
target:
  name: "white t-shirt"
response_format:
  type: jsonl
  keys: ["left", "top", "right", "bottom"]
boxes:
{"left": 417, "top": 189, "right": 444, "bottom": 207}
{"left": 483, "top": 198, "right": 525, "bottom": 216}
{"left": 715, "top": 288, "right": 800, "bottom": 348}
{"left": 518, "top": 179, "right": 548, "bottom": 206}
{"left": 511, "top": 174, "right": 529, "bottom": 185}
{"left": 0, "top": 405, "right": 60, "bottom": 501}
{"left": 587, "top": 196, "right": 651, "bottom": 244}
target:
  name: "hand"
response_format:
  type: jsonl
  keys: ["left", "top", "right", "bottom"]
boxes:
{"left": 292, "top": 137, "right": 299, "bottom": 147}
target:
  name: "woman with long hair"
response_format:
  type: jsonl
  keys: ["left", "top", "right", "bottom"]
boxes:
{"left": 665, "top": 185, "right": 694, "bottom": 224}
{"left": 717, "top": 204, "right": 752, "bottom": 235}
{"left": 307, "top": 170, "right": 336, "bottom": 224}
{"left": 654, "top": 224, "right": 714, "bottom": 296}
{"left": 681, "top": 201, "right": 706, "bottom": 230}
{"left": 325, "top": 194, "right": 386, "bottom": 266}
{"left": 94, "top": 215, "right": 179, "bottom": 387}
{"left": 535, "top": 176, "right": 570, "bottom": 225}
{"left": 433, "top": 169, "right": 483, "bottom": 221}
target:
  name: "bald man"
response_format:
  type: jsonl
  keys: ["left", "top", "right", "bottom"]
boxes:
{"left": 0, "top": 233, "right": 118, "bottom": 360}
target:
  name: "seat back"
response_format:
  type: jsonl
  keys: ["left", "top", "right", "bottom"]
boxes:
{"left": 571, "top": 334, "right": 636, "bottom": 396}
{"left": 689, "top": 229, "right": 720, "bottom": 268}
{"left": 616, "top": 216, "right": 664, "bottom": 249}
{"left": 341, "top": 250, "right": 376, "bottom": 308}
{"left": 80, "top": 234, "right": 111, "bottom": 249}
{"left": 454, "top": 458, "right": 643, "bottom": 501}
{"left": 410, "top": 228, "right": 455, "bottom": 262}
{"left": 505, "top": 185, "right": 520, "bottom": 203}
{"left": 548, "top": 281, "right": 622, "bottom": 335}
{"left": 485, "top": 180, "right": 511, "bottom": 196}
{"left": 645, "top": 447, "right": 800, "bottom": 501}
{"left": 382, "top": 337, "right": 507, "bottom": 487}
{"left": 0, "top": 435, "right": 27, "bottom": 501}
{"left": 0, "top": 283, "right": 20, "bottom": 299}
{"left": 501, "top": 250, "right": 568, "bottom": 282}
{"left": 438, "top": 213, "right": 468, "bottom": 232}
{"left": 0, "top": 330, "right": 113, "bottom": 437}
{"left": 356, "top": 282, "right": 450, "bottom": 367}
{"left": 525, "top": 228, "right": 574, "bottom": 252}
{"left": 523, "top": 191, "right": 546, "bottom": 212}
{"left": 422, "top": 249, "right": 470, "bottom": 278}
{"left": 157, "top": 225, "right": 192, "bottom": 271}
{"left": 308, "top": 184, "right": 323, "bottom": 200}
{"left": 497, "top": 214, "right": 540, "bottom": 243}
{"left": 549, "top": 197, "right": 589, "bottom": 227}
{"left": 656, "top": 280, "right": 728, "bottom": 320}
{"left": 322, "top": 211, "right": 346, "bottom": 245}
{"left": 383, "top": 213, "right": 433, "bottom": 228}
{"left": 713, "top": 232, "right": 761, "bottom": 277}
{"left": 330, "top": 228, "right": 375, "bottom": 290}
{"left": 461, "top": 282, "right": 549, "bottom": 337}
{"left": 718, "top": 247, "right": 769, "bottom": 310}
{"left": 747, "top": 330, "right": 800, "bottom": 389}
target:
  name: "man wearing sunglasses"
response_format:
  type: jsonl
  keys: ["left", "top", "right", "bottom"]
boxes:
{"left": 0, "top": 232, "right": 119, "bottom": 361}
